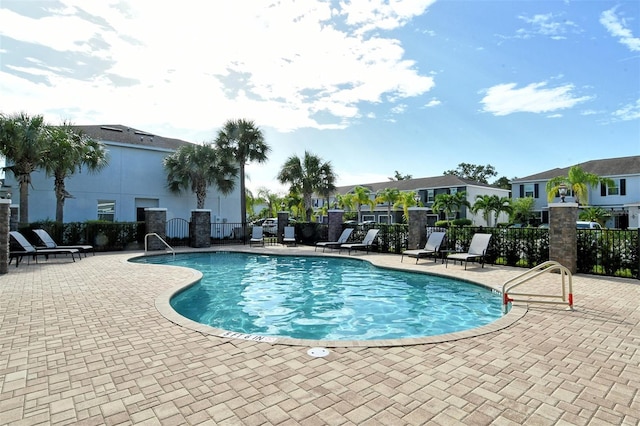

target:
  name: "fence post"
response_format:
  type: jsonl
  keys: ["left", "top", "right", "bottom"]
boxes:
{"left": 328, "top": 210, "right": 344, "bottom": 243}
{"left": 408, "top": 207, "right": 430, "bottom": 250}
{"left": 549, "top": 202, "right": 578, "bottom": 274}
{"left": 0, "top": 199, "right": 10, "bottom": 274}
{"left": 145, "top": 208, "right": 167, "bottom": 251}
{"left": 190, "top": 209, "right": 211, "bottom": 248}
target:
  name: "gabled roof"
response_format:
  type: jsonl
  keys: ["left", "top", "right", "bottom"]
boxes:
{"left": 72, "top": 124, "right": 193, "bottom": 151}
{"left": 334, "top": 175, "right": 502, "bottom": 195}
{"left": 513, "top": 155, "right": 640, "bottom": 182}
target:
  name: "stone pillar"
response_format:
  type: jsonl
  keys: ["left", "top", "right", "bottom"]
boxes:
{"left": 9, "top": 205, "right": 18, "bottom": 231}
{"left": 0, "top": 200, "right": 10, "bottom": 274}
{"left": 408, "top": 207, "right": 430, "bottom": 250}
{"left": 549, "top": 202, "right": 578, "bottom": 273}
{"left": 328, "top": 210, "right": 344, "bottom": 242}
{"left": 145, "top": 208, "right": 167, "bottom": 251}
{"left": 190, "top": 209, "right": 211, "bottom": 248}
{"left": 277, "top": 211, "right": 289, "bottom": 244}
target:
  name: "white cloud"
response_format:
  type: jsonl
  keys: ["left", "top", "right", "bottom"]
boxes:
{"left": 515, "top": 13, "right": 580, "bottom": 40}
{"left": 424, "top": 98, "right": 441, "bottom": 107}
{"left": 612, "top": 99, "right": 640, "bottom": 121}
{"left": 600, "top": 7, "right": 640, "bottom": 52}
{"left": 480, "top": 81, "right": 591, "bottom": 116}
{"left": 0, "top": 0, "right": 436, "bottom": 135}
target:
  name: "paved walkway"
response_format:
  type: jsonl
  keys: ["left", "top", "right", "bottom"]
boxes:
{"left": 0, "top": 246, "right": 638, "bottom": 425}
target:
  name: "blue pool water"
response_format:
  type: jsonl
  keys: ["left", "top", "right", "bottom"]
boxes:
{"left": 137, "top": 252, "right": 503, "bottom": 341}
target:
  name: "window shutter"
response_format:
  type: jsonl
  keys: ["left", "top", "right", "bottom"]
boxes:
{"left": 601, "top": 183, "right": 606, "bottom": 196}
{"left": 519, "top": 185, "right": 524, "bottom": 198}
{"left": 621, "top": 179, "right": 626, "bottom": 195}
{"left": 534, "top": 184, "right": 539, "bottom": 198}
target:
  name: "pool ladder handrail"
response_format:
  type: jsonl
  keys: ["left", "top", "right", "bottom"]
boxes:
{"left": 144, "top": 233, "right": 175, "bottom": 259}
{"left": 501, "top": 260, "right": 573, "bottom": 314}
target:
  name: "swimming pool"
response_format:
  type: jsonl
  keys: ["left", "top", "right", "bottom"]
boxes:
{"left": 139, "top": 252, "right": 504, "bottom": 341}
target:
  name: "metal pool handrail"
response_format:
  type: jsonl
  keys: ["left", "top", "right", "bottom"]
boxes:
{"left": 144, "top": 233, "right": 175, "bottom": 259}
{"left": 501, "top": 261, "right": 573, "bottom": 314}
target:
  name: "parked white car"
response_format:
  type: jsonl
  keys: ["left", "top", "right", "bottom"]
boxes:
{"left": 576, "top": 221, "right": 603, "bottom": 229}
{"left": 262, "top": 218, "right": 278, "bottom": 235}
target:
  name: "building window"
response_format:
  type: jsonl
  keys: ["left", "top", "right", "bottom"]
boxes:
{"left": 450, "top": 188, "right": 458, "bottom": 195}
{"left": 427, "top": 189, "right": 434, "bottom": 203}
{"left": 379, "top": 215, "right": 392, "bottom": 224}
{"left": 98, "top": 200, "right": 115, "bottom": 222}
{"left": 524, "top": 184, "right": 535, "bottom": 198}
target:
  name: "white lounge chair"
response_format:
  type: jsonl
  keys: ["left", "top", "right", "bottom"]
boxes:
{"left": 446, "top": 233, "right": 492, "bottom": 270}
{"left": 401, "top": 231, "right": 446, "bottom": 264}
{"left": 283, "top": 226, "right": 296, "bottom": 246}
{"left": 249, "top": 226, "right": 264, "bottom": 247}
{"left": 340, "top": 229, "right": 380, "bottom": 255}
{"left": 9, "top": 231, "right": 80, "bottom": 267}
{"left": 315, "top": 228, "right": 354, "bottom": 252}
{"left": 33, "top": 228, "right": 94, "bottom": 257}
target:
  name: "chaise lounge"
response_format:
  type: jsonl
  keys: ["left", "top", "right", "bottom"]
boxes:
{"left": 33, "top": 228, "right": 94, "bottom": 257}
{"left": 445, "top": 233, "right": 492, "bottom": 270}
{"left": 340, "top": 228, "right": 380, "bottom": 255}
{"left": 315, "top": 228, "right": 353, "bottom": 252}
{"left": 401, "top": 231, "right": 446, "bottom": 264}
{"left": 9, "top": 231, "right": 80, "bottom": 267}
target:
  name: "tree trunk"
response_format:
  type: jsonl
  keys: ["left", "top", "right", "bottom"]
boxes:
{"left": 18, "top": 174, "right": 29, "bottom": 225}
{"left": 240, "top": 165, "right": 246, "bottom": 225}
{"left": 55, "top": 176, "right": 66, "bottom": 222}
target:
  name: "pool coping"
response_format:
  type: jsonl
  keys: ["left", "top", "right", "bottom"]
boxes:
{"left": 137, "top": 249, "right": 529, "bottom": 348}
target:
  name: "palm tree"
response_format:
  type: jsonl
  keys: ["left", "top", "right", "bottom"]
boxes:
{"left": 432, "top": 191, "right": 470, "bottom": 221}
{"left": 256, "top": 187, "right": 281, "bottom": 218}
{"left": 511, "top": 196, "right": 536, "bottom": 224}
{"left": 352, "top": 186, "right": 374, "bottom": 223}
{"left": 42, "top": 122, "right": 109, "bottom": 222}
{"left": 336, "top": 193, "right": 355, "bottom": 212}
{"left": 471, "top": 194, "right": 512, "bottom": 227}
{"left": 0, "top": 112, "right": 49, "bottom": 224}
{"left": 277, "top": 151, "right": 336, "bottom": 221}
{"left": 546, "top": 165, "right": 615, "bottom": 205}
{"left": 215, "top": 119, "right": 270, "bottom": 224}
{"left": 375, "top": 187, "right": 400, "bottom": 224}
{"left": 163, "top": 143, "right": 238, "bottom": 209}
{"left": 393, "top": 190, "right": 419, "bottom": 223}
{"left": 579, "top": 206, "right": 611, "bottom": 227}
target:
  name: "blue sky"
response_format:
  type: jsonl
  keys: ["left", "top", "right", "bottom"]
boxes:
{"left": 1, "top": 0, "right": 638, "bottom": 194}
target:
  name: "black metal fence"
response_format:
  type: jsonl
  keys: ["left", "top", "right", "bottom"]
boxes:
{"left": 28, "top": 220, "right": 640, "bottom": 279}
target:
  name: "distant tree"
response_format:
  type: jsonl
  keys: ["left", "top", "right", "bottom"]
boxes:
{"left": 0, "top": 112, "right": 49, "bottom": 224}
{"left": 432, "top": 191, "right": 471, "bottom": 220}
{"left": 277, "top": 151, "right": 336, "bottom": 221}
{"left": 352, "top": 186, "right": 374, "bottom": 223}
{"left": 164, "top": 143, "right": 238, "bottom": 209}
{"left": 546, "top": 165, "right": 615, "bottom": 205}
{"left": 579, "top": 206, "right": 611, "bottom": 227}
{"left": 388, "top": 170, "right": 413, "bottom": 181}
{"left": 511, "top": 196, "right": 536, "bottom": 224}
{"left": 492, "top": 176, "right": 513, "bottom": 190}
{"left": 42, "top": 122, "right": 109, "bottom": 222}
{"left": 471, "top": 194, "right": 512, "bottom": 227}
{"left": 215, "top": 119, "right": 270, "bottom": 223}
{"left": 393, "top": 190, "right": 420, "bottom": 223}
{"left": 257, "top": 187, "right": 282, "bottom": 218}
{"left": 336, "top": 193, "right": 355, "bottom": 212}
{"left": 375, "top": 187, "right": 400, "bottom": 224}
{"left": 444, "top": 163, "right": 497, "bottom": 184}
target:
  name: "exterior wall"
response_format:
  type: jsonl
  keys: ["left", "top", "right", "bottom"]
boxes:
{"left": 3, "top": 142, "right": 241, "bottom": 224}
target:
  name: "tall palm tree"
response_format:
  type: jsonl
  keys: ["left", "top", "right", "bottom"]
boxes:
{"left": 546, "top": 165, "right": 614, "bottom": 205}
{"left": 277, "top": 151, "right": 336, "bottom": 221}
{"left": 42, "top": 122, "right": 109, "bottom": 222}
{"left": 352, "top": 186, "right": 374, "bottom": 223}
{"left": 393, "top": 190, "right": 419, "bottom": 223}
{"left": 336, "top": 193, "right": 355, "bottom": 212}
{"left": 215, "top": 119, "right": 270, "bottom": 224}
{"left": 163, "top": 143, "right": 238, "bottom": 209}
{"left": 0, "top": 112, "right": 49, "bottom": 224}
{"left": 375, "top": 187, "right": 400, "bottom": 224}
{"left": 256, "top": 187, "right": 280, "bottom": 218}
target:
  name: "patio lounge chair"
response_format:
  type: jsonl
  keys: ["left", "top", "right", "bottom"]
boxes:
{"left": 9, "top": 231, "right": 80, "bottom": 267}
{"left": 33, "top": 228, "right": 94, "bottom": 257}
{"left": 340, "top": 228, "right": 380, "bottom": 255}
{"left": 315, "top": 228, "right": 353, "bottom": 252}
{"left": 283, "top": 226, "right": 296, "bottom": 246}
{"left": 249, "top": 226, "right": 264, "bottom": 247}
{"left": 401, "top": 231, "right": 446, "bottom": 264}
{"left": 445, "top": 233, "right": 492, "bottom": 270}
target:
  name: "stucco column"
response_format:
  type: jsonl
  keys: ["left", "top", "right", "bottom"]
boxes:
{"left": 549, "top": 202, "right": 578, "bottom": 273}
{"left": 0, "top": 200, "right": 10, "bottom": 274}
{"left": 408, "top": 207, "right": 430, "bottom": 250}
{"left": 145, "top": 208, "right": 167, "bottom": 251}
{"left": 190, "top": 209, "right": 211, "bottom": 248}
{"left": 328, "top": 210, "right": 344, "bottom": 242}
{"left": 277, "top": 211, "right": 289, "bottom": 244}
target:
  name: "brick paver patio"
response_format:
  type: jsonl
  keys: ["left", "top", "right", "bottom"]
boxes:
{"left": 0, "top": 246, "right": 638, "bottom": 425}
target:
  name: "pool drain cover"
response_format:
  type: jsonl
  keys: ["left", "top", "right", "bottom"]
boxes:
{"left": 307, "top": 347, "right": 330, "bottom": 357}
